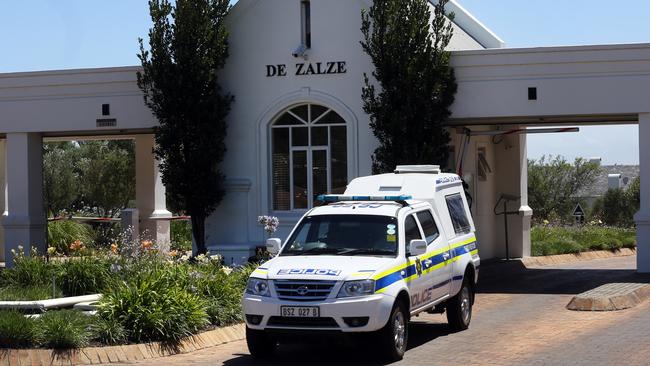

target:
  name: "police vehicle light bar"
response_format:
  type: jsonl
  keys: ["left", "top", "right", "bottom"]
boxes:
{"left": 317, "top": 195, "right": 413, "bottom": 202}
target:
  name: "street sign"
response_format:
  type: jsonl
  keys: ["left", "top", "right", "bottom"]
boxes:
{"left": 573, "top": 203, "right": 585, "bottom": 224}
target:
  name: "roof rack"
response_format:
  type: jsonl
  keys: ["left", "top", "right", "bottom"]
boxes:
{"left": 394, "top": 165, "right": 441, "bottom": 174}
{"left": 316, "top": 195, "right": 412, "bottom": 207}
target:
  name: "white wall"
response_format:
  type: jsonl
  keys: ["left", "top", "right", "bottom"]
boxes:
{"left": 450, "top": 44, "right": 650, "bottom": 123}
{"left": 0, "top": 67, "right": 154, "bottom": 134}
{"left": 209, "top": 0, "right": 489, "bottom": 262}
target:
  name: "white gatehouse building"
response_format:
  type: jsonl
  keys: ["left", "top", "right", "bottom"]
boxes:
{"left": 1, "top": 0, "right": 650, "bottom": 272}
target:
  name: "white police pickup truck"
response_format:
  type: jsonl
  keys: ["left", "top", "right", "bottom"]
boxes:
{"left": 243, "top": 166, "right": 479, "bottom": 361}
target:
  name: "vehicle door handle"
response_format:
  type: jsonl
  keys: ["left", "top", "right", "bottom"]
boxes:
{"left": 442, "top": 252, "right": 450, "bottom": 261}
{"left": 423, "top": 259, "right": 433, "bottom": 266}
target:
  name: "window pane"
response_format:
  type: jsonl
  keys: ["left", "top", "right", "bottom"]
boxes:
{"left": 446, "top": 194, "right": 471, "bottom": 235}
{"left": 282, "top": 215, "right": 399, "bottom": 256}
{"left": 272, "top": 129, "right": 290, "bottom": 211}
{"left": 275, "top": 113, "right": 303, "bottom": 126}
{"left": 405, "top": 215, "right": 422, "bottom": 244}
{"left": 315, "top": 110, "right": 345, "bottom": 125}
{"left": 311, "top": 126, "right": 328, "bottom": 146}
{"left": 416, "top": 211, "right": 439, "bottom": 243}
{"left": 293, "top": 151, "right": 308, "bottom": 209}
{"left": 292, "top": 127, "right": 308, "bottom": 146}
{"left": 312, "top": 150, "right": 327, "bottom": 207}
{"left": 301, "top": 1, "right": 312, "bottom": 48}
{"left": 330, "top": 126, "right": 347, "bottom": 194}
{"left": 291, "top": 105, "right": 309, "bottom": 123}
{"left": 311, "top": 105, "right": 329, "bottom": 121}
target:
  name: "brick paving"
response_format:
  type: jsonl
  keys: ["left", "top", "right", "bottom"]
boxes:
{"left": 108, "top": 255, "right": 650, "bottom": 366}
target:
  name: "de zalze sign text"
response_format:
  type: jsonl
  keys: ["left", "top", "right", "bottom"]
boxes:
{"left": 266, "top": 61, "right": 347, "bottom": 77}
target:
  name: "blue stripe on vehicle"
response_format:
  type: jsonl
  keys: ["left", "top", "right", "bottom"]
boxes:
{"left": 374, "top": 270, "right": 407, "bottom": 291}
{"left": 374, "top": 239, "right": 478, "bottom": 293}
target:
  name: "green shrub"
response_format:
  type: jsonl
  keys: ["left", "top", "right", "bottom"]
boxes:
{"left": 38, "top": 310, "right": 94, "bottom": 349}
{"left": 91, "top": 316, "right": 127, "bottom": 346}
{"left": 531, "top": 225, "right": 637, "bottom": 256}
{"left": 622, "top": 236, "right": 637, "bottom": 249}
{"left": 6, "top": 249, "right": 54, "bottom": 287}
{"left": 56, "top": 257, "right": 112, "bottom": 296}
{"left": 606, "top": 238, "right": 623, "bottom": 250}
{"left": 99, "top": 267, "right": 209, "bottom": 344}
{"left": 0, "top": 311, "right": 40, "bottom": 348}
{"left": 0, "top": 285, "right": 62, "bottom": 301}
{"left": 47, "top": 220, "right": 96, "bottom": 255}
{"left": 603, "top": 189, "right": 632, "bottom": 227}
{"left": 194, "top": 270, "right": 242, "bottom": 326}
{"left": 171, "top": 220, "right": 192, "bottom": 251}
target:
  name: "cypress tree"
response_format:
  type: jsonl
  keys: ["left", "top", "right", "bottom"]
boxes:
{"left": 361, "top": 0, "right": 457, "bottom": 173}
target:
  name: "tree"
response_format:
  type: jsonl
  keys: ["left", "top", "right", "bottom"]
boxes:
{"left": 43, "top": 142, "right": 79, "bottom": 217}
{"left": 77, "top": 140, "right": 135, "bottom": 218}
{"left": 137, "top": 0, "right": 233, "bottom": 255}
{"left": 601, "top": 177, "right": 640, "bottom": 227}
{"left": 528, "top": 155, "right": 601, "bottom": 222}
{"left": 361, "top": 0, "right": 457, "bottom": 173}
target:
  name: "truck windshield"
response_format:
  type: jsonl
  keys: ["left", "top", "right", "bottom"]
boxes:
{"left": 280, "top": 215, "right": 399, "bottom": 257}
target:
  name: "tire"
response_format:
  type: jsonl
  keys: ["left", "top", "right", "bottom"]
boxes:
{"left": 246, "top": 326, "right": 276, "bottom": 359}
{"left": 446, "top": 277, "right": 473, "bottom": 331}
{"left": 376, "top": 301, "right": 409, "bottom": 362}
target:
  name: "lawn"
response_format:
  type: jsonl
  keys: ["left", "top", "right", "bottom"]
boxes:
{"left": 531, "top": 225, "right": 636, "bottom": 256}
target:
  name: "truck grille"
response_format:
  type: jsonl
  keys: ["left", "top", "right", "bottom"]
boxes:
{"left": 273, "top": 280, "right": 337, "bottom": 301}
{"left": 267, "top": 316, "right": 339, "bottom": 328}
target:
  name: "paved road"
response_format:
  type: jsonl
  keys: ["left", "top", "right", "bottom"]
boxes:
{"left": 114, "top": 256, "right": 650, "bottom": 366}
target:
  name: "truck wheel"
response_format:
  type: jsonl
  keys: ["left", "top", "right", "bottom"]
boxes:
{"left": 246, "top": 327, "right": 276, "bottom": 358}
{"left": 377, "top": 301, "right": 408, "bottom": 362}
{"left": 446, "top": 278, "right": 473, "bottom": 331}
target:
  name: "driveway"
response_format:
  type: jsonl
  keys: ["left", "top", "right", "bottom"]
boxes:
{"left": 114, "top": 255, "right": 650, "bottom": 366}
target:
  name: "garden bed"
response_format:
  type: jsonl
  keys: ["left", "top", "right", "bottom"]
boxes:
{"left": 531, "top": 225, "right": 636, "bottom": 256}
{"left": 0, "top": 245, "right": 254, "bottom": 350}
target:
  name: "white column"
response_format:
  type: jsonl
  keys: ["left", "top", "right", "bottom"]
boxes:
{"left": 3, "top": 133, "right": 46, "bottom": 266}
{"left": 516, "top": 131, "right": 533, "bottom": 258}
{"left": 635, "top": 114, "right": 650, "bottom": 273}
{"left": 135, "top": 134, "right": 172, "bottom": 252}
{"left": 0, "top": 140, "right": 5, "bottom": 263}
{"left": 494, "top": 126, "right": 532, "bottom": 259}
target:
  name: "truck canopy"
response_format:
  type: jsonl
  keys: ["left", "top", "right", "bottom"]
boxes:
{"left": 344, "top": 165, "right": 462, "bottom": 203}
{"left": 343, "top": 165, "right": 475, "bottom": 237}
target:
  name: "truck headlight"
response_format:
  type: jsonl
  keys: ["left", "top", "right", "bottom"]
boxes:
{"left": 246, "top": 278, "right": 271, "bottom": 297}
{"left": 337, "top": 279, "right": 375, "bottom": 298}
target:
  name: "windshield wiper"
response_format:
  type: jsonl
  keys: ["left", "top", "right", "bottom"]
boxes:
{"left": 338, "top": 248, "right": 396, "bottom": 256}
{"left": 283, "top": 247, "right": 346, "bottom": 256}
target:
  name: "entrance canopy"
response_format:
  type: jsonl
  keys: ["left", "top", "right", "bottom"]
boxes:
{"left": 448, "top": 43, "right": 650, "bottom": 273}
{"left": 1, "top": 43, "right": 649, "bottom": 271}
{"left": 449, "top": 43, "right": 650, "bottom": 126}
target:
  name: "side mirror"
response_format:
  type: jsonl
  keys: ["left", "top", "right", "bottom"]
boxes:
{"left": 409, "top": 239, "right": 427, "bottom": 257}
{"left": 266, "top": 238, "right": 282, "bottom": 255}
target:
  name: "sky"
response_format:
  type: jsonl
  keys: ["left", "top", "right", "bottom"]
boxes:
{"left": 0, "top": 0, "right": 645, "bottom": 164}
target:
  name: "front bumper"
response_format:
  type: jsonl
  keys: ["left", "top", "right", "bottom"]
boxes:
{"left": 243, "top": 293, "right": 394, "bottom": 333}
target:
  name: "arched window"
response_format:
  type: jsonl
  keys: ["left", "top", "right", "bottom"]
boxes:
{"left": 272, "top": 103, "right": 347, "bottom": 211}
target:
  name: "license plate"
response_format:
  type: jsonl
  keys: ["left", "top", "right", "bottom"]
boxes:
{"left": 281, "top": 306, "right": 320, "bottom": 318}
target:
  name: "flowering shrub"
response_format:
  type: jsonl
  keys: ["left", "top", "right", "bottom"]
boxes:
{"left": 1, "top": 243, "right": 255, "bottom": 348}
{"left": 258, "top": 215, "right": 279, "bottom": 237}
{"left": 6, "top": 246, "right": 54, "bottom": 288}
{"left": 46, "top": 220, "right": 96, "bottom": 256}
